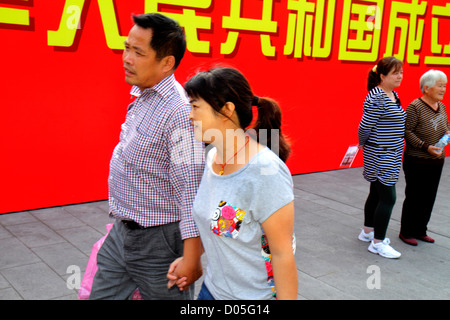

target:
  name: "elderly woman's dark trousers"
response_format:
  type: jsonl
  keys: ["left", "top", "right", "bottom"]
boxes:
{"left": 401, "top": 155, "right": 444, "bottom": 238}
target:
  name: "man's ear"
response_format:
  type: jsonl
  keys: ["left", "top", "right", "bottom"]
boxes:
{"left": 162, "top": 55, "right": 176, "bottom": 73}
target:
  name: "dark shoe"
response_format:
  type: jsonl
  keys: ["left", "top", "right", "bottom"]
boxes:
{"left": 417, "top": 235, "right": 435, "bottom": 243}
{"left": 399, "top": 234, "right": 418, "bottom": 246}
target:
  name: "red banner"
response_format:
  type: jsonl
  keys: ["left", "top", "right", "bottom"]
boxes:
{"left": 2, "top": 0, "right": 450, "bottom": 213}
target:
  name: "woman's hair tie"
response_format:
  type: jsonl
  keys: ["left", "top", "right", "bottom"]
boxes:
{"left": 252, "top": 95, "right": 260, "bottom": 106}
{"left": 372, "top": 65, "right": 378, "bottom": 73}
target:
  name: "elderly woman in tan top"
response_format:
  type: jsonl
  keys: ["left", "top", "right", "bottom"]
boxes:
{"left": 400, "top": 70, "right": 449, "bottom": 246}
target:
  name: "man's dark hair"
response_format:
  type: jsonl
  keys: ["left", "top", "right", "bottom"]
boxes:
{"left": 132, "top": 13, "right": 186, "bottom": 70}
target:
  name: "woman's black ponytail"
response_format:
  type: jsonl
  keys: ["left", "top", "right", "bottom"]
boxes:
{"left": 252, "top": 97, "right": 291, "bottom": 162}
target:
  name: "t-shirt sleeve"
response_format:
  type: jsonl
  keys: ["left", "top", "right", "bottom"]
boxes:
{"left": 250, "top": 152, "right": 295, "bottom": 224}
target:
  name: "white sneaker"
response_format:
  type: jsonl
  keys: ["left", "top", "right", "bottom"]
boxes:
{"left": 358, "top": 229, "right": 374, "bottom": 242}
{"left": 368, "top": 238, "right": 401, "bottom": 259}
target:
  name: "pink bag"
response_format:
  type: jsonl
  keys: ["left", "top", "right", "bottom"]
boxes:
{"left": 77, "top": 223, "right": 142, "bottom": 300}
{"left": 78, "top": 223, "right": 113, "bottom": 299}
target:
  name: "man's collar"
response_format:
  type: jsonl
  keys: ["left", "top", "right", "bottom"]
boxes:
{"left": 129, "top": 74, "right": 175, "bottom": 99}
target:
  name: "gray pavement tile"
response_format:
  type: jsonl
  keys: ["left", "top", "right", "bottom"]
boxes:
{"left": 0, "top": 273, "right": 10, "bottom": 289}
{"left": 1, "top": 262, "right": 75, "bottom": 300}
{"left": 30, "top": 206, "right": 86, "bottom": 230}
{"left": 5, "top": 221, "right": 66, "bottom": 248}
{"left": 30, "top": 206, "right": 69, "bottom": 220}
{"left": 311, "top": 198, "right": 364, "bottom": 215}
{"left": 0, "top": 287, "right": 23, "bottom": 300}
{"left": 56, "top": 225, "right": 105, "bottom": 255}
{"left": 63, "top": 203, "right": 113, "bottom": 233}
{"left": 0, "top": 225, "right": 12, "bottom": 240}
{"left": 0, "top": 211, "right": 38, "bottom": 226}
{"left": 0, "top": 237, "right": 41, "bottom": 270}
{"left": 32, "top": 242, "right": 89, "bottom": 276}
{"left": 293, "top": 197, "right": 329, "bottom": 214}
{"left": 297, "top": 270, "right": 358, "bottom": 300}
{"left": 63, "top": 202, "right": 110, "bottom": 220}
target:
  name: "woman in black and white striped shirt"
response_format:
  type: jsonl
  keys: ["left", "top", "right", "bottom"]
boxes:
{"left": 358, "top": 56, "right": 405, "bottom": 259}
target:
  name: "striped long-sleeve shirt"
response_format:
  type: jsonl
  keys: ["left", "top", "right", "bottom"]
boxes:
{"left": 358, "top": 87, "right": 406, "bottom": 185}
{"left": 404, "top": 98, "right": 450, "bottom": 160}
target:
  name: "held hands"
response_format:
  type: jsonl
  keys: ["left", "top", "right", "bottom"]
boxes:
{"left": 167, "top": 256, "right": 202, "bottom": 291}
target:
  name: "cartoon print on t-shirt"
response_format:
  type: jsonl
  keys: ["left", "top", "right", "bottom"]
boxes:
{"left": 211, "top": 201, "right": 246, "bottom": 239}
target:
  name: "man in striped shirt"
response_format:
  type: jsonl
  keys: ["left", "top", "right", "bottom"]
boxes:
{"left": 90, "top": 13, "right": 204, "bottom": 300}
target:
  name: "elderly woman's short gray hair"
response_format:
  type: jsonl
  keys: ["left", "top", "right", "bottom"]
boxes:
{"left": 420, "top": 69, "right": 447, "bottom": 93}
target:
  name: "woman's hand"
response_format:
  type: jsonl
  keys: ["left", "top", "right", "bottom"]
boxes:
{"left": 428, "top": 145, "right": 443, "bottom": 157}
{"left": 167, "top": 237, "right": 203, "bottom": 291}
{"left": 167, "top": 257, "right": 189, "bottom": 290}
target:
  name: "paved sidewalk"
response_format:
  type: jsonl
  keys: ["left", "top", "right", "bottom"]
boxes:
{"left": 0, "top": 165, "right": 449, "bottom": 300}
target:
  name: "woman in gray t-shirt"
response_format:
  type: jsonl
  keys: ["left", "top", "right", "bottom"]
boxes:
{"left": 167, "top": 67, "right": 297, "bottom": 300}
